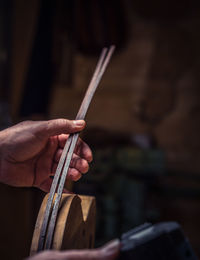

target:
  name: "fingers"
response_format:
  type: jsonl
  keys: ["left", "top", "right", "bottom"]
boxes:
{"left": 51, "top": 163, "right": 82, "bottom": 182}
{"left": 54, "top": 152, "right": 89, "bottom": 173}
{"left": 70, "top": 154, "right": 89, "bottom": 173}
{"left": 59, "top": 239, "right": 120, "bottom": 260}
{"left": 51, "top": 149, "right": 90, "bottom": 184}
{"left": 52, "top": 144, "right": 91, "bottom": 183}
{"left": 58, "top": 135, "right": 93, "bottom": 163}
{"left": 67, "top": 168, "right": 82, "bottom": 181}
{"left": 98, "top": 239, "right": 121, "bottom": 259}
{"left": 38, "top": 119, "right": 86, "bottom": 138}
{"left": 74, "top": 138, "right": 93, "bottom": 163}
{"left": 27, "top": 240, "right": 120, "bottom": 260}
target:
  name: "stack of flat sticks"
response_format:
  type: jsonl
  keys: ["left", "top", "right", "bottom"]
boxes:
{"left": 37, "top": 46, "right": 115, "bottom": 251}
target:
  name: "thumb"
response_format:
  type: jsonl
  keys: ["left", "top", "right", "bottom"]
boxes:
{"left": 40, "top": 119, "right": 86, "bottom": 137}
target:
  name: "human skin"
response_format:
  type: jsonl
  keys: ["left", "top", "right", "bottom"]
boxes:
{"left": 0, "top": 119, "right": 120, "bottom": 260}
{"left": 0, "top": 119, "right": 92, "bottom": 192}
{"left": 27, "top": 239, "right": 120, "bottom": 260}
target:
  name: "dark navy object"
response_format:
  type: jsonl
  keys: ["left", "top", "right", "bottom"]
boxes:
{"left": 120, "top": 222, "right": 198, "bottom": 260}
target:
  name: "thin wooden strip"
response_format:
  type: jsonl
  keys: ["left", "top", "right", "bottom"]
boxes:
{"left": 37, "top": 47, "right": 108, "bottom": 252}
{"left": 44, "top": 133, "right": 79, "bottom": 249}
{"left": 44, "top": 45, "right": 115, "bottom": 249}
{"left": 37, "top": 135, "right": 72, "bottom": 251}
{"left": 76, "top": 45, "right": 115, "bottom": 120}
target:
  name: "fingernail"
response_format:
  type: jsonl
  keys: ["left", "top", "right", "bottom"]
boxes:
{"left": 74, "top": 120, "right": 85, "bottom": 127}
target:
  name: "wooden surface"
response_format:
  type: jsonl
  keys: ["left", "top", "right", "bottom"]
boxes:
{"left": 30, "top": 193, "right": 96, "bottom": 255}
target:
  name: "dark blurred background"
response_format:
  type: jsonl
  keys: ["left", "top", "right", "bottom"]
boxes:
{"left": 1, "top": 0, "right": 200, "bottom": 259}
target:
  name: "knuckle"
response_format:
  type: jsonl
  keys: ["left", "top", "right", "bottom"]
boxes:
{"left": 56, "top": 118, "right": 68, "bottom": 125}
{"left": 81, "top": 160, "right": 89, "bottom": 173}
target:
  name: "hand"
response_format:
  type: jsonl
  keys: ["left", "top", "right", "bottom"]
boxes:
{"left": 27, "top": 239, "right": 120, "bottom": 260}
{"left": 0, "top": 119, "right": 92, "bottom": 192}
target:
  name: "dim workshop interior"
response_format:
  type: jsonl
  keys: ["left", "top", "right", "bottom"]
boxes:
{"left": 1, "top": 0, "right": 200, "bottom": 259}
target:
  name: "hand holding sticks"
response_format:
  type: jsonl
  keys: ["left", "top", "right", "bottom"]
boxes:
{"left": 37, "top": 46, "right": 115, "bottom": 251}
